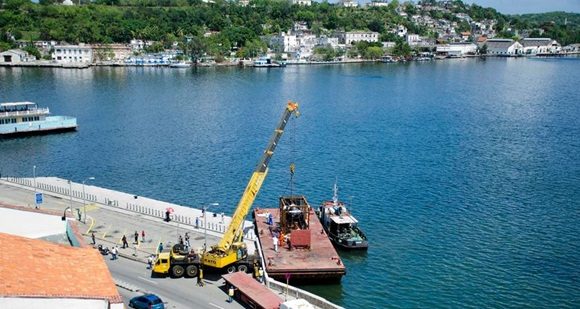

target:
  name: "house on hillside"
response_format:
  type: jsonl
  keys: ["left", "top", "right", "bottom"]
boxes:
{"left": 339, "top": 31, "right": 379, "bottom": 45}
{"left": 0, "top": 49, "right": 36, "bottom": 64}
{"left": 291, "top": 0, "right": 311, "bottom": 5}
{"left": 486, "top": 39, "right": 523, "bottom": 56}
{"left": 339, "top": 0, "right": 358, "bottom": 7}
{"left": 521, "top": 38, "right": 561, "bottom": 55}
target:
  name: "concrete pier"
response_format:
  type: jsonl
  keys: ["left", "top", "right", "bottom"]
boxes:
{"left": 0, "top": 176, "right": 343, "bottom": 309}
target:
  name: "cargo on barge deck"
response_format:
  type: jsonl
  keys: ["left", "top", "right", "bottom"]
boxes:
{"left": 254, "top": 195, "right": 346, "bottom": 284}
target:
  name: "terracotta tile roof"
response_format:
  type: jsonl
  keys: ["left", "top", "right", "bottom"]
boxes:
{"left": 0, "top": 232, "right": 121, "bottom": 303}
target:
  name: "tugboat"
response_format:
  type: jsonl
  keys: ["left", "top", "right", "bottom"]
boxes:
{"left": 318, "top": 182, "right": 368, "bottom": 250}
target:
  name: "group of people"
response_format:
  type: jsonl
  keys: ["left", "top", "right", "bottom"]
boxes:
{"left": 178, "top": 232, "right": 191, "bottom": 248}
{"left": 120, "top": 230, "right": 146, "bottom": 249}
{"left": 271, "top": 230, "right": 291, "bottom": 252}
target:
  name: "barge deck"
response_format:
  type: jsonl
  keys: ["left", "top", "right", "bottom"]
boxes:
{"left": 254, "top": 195, "right": 346, "bottom": 284}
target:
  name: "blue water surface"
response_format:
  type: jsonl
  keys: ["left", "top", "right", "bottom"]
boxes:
{"left": 1, "top": 57, "right": 579, "bottom": 308}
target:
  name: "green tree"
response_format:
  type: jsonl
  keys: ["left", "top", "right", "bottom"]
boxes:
{"left": 23, "top": 44, "right": 41, "bottom": 59}
{"left": 365, "top": 46, "right": 383, "bottom": 59}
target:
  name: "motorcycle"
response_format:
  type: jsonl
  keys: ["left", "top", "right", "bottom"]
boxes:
{"left": 98, "top": 244, "right": 110, "bottom": 255}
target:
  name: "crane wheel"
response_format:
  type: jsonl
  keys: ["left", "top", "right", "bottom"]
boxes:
{"left": 226, "top": 265, "right": 236, "bottom": 274}
{"left": 237, "top": 264, "right": 248, "bottom": 273}
{"left": 171, "top": 265, "right": 185, "bottom": 278}
{"left": 186, "top": 265, "right": 198, "bottom": 278}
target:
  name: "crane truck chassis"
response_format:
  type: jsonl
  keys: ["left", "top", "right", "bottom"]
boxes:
{"left": 152, "top": 101, "right": 299, "bottom": 278}
{"left": 152, "top": 244, "right": 255, "bottom": 278}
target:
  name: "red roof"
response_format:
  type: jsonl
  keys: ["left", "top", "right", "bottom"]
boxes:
{"left": 0, "top": 232, "right": 121, "bottom": 303}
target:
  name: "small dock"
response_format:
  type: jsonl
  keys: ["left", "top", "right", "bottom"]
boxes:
{"left": 254, "top": 196, "right": 346, "bottom": 283}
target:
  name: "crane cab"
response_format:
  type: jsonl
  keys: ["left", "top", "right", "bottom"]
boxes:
{"left": 152, "top": 252, "right": 171, "bottom": 274}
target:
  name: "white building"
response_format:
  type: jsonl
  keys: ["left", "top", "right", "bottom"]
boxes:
{"left": 396, "top": 25, "right": 408, "bottom": 37}
{"left": 339, "top": 31, "right": 379, "bottom": 45}
{"left": 436, "top": 43, "right": 477, "bottom": 57}
{"left": 486, "top": 39, "right": 523, "bottom": 56}
{"left": 293, "top": 22, "right": 309, "bottom": 32}
{"left": 521, "top": 38, "right": 560, "bottom": 55}
{"left": 367, "top": 0, "right": 388, "bottom": 7}
{"left": 339, "top": 0, "right": 358, "bottom": 7}
{"left": 270, "top": 33, "right": 299, "bottom": 53}
{"left": 291, "top": 0, "right": 311, "bottom": 5}
{"left": 318, "top": 36, "right": 340, "bottom": 49}
{"left": 406, "top": 34, "right": 420, "bottom": 45}
{"left": 52, "top": 44, "right": 93, "bottom": 63}
{"left": 0, "top": 49, "right": 36, "bottom": 64}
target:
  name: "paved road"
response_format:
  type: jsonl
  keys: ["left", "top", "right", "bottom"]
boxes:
{"left": 0, "top": 181, "right": 246, "bottom": 309}
{"left": 104, "top": 256, "right": 243, "bottom": 309}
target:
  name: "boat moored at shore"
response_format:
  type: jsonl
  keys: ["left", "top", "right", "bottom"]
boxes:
{"left": 318, "top": 182, "right": 368, "bottom": 250}
{"left": 0, "top": 101, "right": 77, "bottom": 137}
{"left": 253, "top": 56, "right": 285, "bottom": 68}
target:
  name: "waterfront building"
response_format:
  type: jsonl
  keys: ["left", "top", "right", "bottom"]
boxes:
{"left": 486, "top": 39, "right": 523, "bottom": 56}
{"left": 52, "top": 44, "right": 93, "bottom": 63}
{"left": 521, "top": 38, "right": 561, "bottom": 55}
{"left": 0, "top": 49, "right": 36, "bottom": 64}
{"left": 562, "top": 43, "right": 580, "bottom": 53}
{"left": 92, "top": 44, "right": 132, "bottom": 62}
{"left": 436, "top": 42, "right": 477, "bottom": 57}
{"left": 339, "top": 31, "right": 379, "bottom": 45}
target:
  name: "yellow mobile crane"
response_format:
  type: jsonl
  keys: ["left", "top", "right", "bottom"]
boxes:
{"left": 202, "top": 101, "right": 299, "bottom": 272}
{"left": 152, "top": 101, "right": 299, "bottom": 278}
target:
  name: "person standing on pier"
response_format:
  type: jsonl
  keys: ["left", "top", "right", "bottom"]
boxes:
{"left": 228, "top": 285, "right": 234, "bottom": 302}
{"left": 134, "top": 231, "right": 139, "bottom": 244}
{"left": 121, "top": 235, "right": 128, "bottom": 249}
{"left": 272, "top": 234, "right": 278, "bottom": 252}
{"left": 158, "top": 242, "right": 164, "bottom": 253}
{"left": 141, "top": 230, "right": 145, "bottom": 242}
{"left": 147, "top": 255, "right": 154, "bottom": 269}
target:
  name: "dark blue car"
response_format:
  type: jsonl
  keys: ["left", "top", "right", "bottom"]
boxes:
{"left": 129, "top": 294, "right": 165, "bottom": 309}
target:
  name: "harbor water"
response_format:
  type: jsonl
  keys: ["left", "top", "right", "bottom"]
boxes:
{"left": 1, "top": 58, "right": 579, "bottom": 308}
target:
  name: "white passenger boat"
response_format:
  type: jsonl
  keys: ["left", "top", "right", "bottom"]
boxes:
{"left": 169, "top": 61, "right": 191, "bottom": 68}
{"left": 0, "top": 101, "right": 77, "bottom": 137}
{"left": 253, "top": 56, "right": 284, "bottom": 68}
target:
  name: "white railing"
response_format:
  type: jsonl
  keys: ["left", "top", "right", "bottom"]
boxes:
{"left": 0, "top": 108, "right": 50, "bottom": 118}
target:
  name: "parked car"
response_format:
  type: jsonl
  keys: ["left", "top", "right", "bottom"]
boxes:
{"left": 129, "top": 294, "right": 165, "bottom": 309}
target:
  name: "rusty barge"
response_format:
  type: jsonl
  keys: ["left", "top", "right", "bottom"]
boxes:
{"left": 254, "top": 195, "right": 346, "bottom": 283}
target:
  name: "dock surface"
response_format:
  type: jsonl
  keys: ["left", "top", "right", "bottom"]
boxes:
{"left": 254, "top": 208, "right": 346, "bottom": 283}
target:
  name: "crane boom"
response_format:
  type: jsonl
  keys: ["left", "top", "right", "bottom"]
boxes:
{"left": 202, "top": 101, "right": 299, "bottom": 269}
